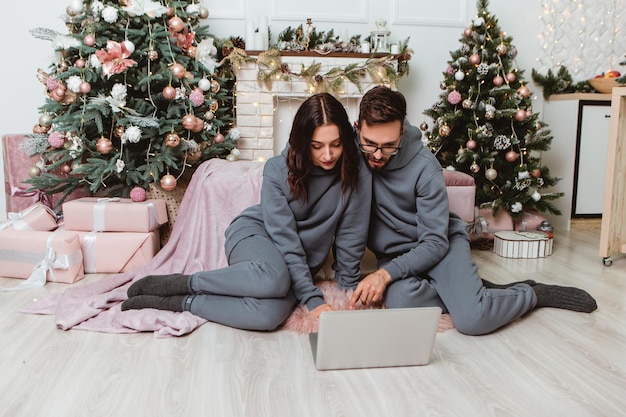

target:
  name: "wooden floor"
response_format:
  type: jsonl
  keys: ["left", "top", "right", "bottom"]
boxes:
{"left": 1, "top": 227, "right": 624, "bottom": 417}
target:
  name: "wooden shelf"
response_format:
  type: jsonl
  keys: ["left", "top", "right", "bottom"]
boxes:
{"left": 599, "top": 87, "right": 626, "bottom": 265}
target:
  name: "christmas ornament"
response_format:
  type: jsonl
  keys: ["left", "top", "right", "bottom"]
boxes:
{"left": 419, "top": 122, "right": 428, "bottom": 131}
{"left": 83, "top": 34, "right": 96, "bottom": 47}
{"left": 514, "top": 109, "right": 527, "bottom": 122}
{"left": 29, "top": 165, "right": 41, "bottom": 178}
{"left": 463, "top": 28, "right": 472, "bottom": 37}
{"left": 506, "top": 72, "right": 516, "bottom": 82}
{"left": 147, "top": 50, "right": 159, "bottom": 61}
{"left": 123, "top": 40, "right": 135, "bottom": 55}
{"left": 447, "top": 91, "right": 462, "bottom": 105}
{"left": 182, "top": 114, "right": 197, "bottom": 130}
{"left": 204, "top": 111, "right": 215, "bottom": 121}
{"left": 517, "top": 85, "right": 530, "bottom": 98}
{"left": 58, "top": 61, "right": 69, "bottom": 72}
{"left": 210, "top": 80, "right": 221, "bottom": 93}
{"left": 114, "top": 126, "right": 125, "bottom": 138}
{"left": 39, "top": 114, "right": 53, "bottom": 127}
{"left": 493, "top": 75, "right": 504, "bottom": 86}
{"left": 485, "top": 110, "right": 495, "bottom": 120}
{"left": 79, "top": 81, "right": 92, "bottom": 94}
{"left": 476, "top": 63, "right": 489, "bottom": 75}
{"left": 162, "top": 86, "right": 177, "bottom": 100}
{"left": 469, "top": 54, "right": 481, "bottom": 65}
{"left": 75, "top": 58, "right": 85, "bottom": 68}
{"left": 192, "top": 118, "right": 205, "bottom": 133}
{"left": 496, "top": 43, "right": 507, "bottom": 55}
{"left": 438, "top": 125, "right": 451, "bottom": 137}
{"left": 209, "top": 101, "right": 219, "bottom": 112}
{"left": 130, "top": 187, "right": 147, "bottom": 202}
{"left": 454, "top": 70, "right": 465, "bottom": 81}
{"left": 186, "top": 149, "right": 202, "bottom": 163}
{"left": 462, "top": 99, "right": 473, "bottom": 109}
{"left": 170, "top": 63, "right": 186, "bottom": 79}
{"left": 466, "top": 139, "right": 477, "bottom": 150}
{"left": 531, "top": 191, "right": 542, "bottom": 201}
{"left": 198, "top": 78, "right": 211, "bottom": 91}
{"left": 505, "top": 150, "right": 518, "bottom": 162}
{"left": 439, "top": 81, "right": 447, "bottom": 90}
{"left": 470, "top": 162, "right": 480, "bottom": 173}
{"left": 485, "top": 168, "right": 498, "bottom": 181}
{"left": 96, "top": 137, "right": 113, "bottom": 154}
{"left": 33, "top": 124, "right": 49, "bottom": 134}
{"left": 214, "top": 133, "right": 225, "bottom": 143}
{"left": 494, "top": 135, "right": 511, "bottom": 150}
{"left": 531, "top": 168, "right": 541, "bottom": 178}
{"left": 165, "top": 133, "right": 181, "bottom": 147}
{"left": 48, "top": 132, "right": 64, "bottom": 148}
{"left": 68, "top": 0, "right": 83, "bottom": 14}
{"left": 160, "top": 174, "right": 177, "bottom": 191}
{"left": 61, "top": 163, "right": 72, "bottom": 174}
{"left": 199, "top": 7, "right": 209, "bottom": 19}
{"left": 186, "top": 46, "right": 197, "bottom": 59}
{"left": 168, "top": 16, "right": 185, "bottom": 32}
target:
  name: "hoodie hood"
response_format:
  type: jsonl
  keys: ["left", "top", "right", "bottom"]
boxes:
{"left": 382, "top": 120, "right": 425, "bottom": 171}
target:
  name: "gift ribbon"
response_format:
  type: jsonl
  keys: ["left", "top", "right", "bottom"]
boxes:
{"left": 91, "top": 198, "right": 159, "bottom": 232}
{"left": 83, "top": 231, "right": 99, "bottom": 274}
{"left": 468, "top": 206, "right": 489, "bottom": 237}
{"left": 0, "top": 203, "right": 57, "bottom": 231}
{"left": 7, "top": 183, "right": 54, "bottom": 208}
{"left": 0, "top": 231, "right": 82, "bottom": 292}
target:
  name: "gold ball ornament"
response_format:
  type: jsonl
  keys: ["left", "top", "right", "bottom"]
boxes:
{"left": 147, "top": 50, "right": 159, "bottom": 61}
{"left": 170, "top": 63, "right": 186, "bottom": 79}
{"left": 419, "top": 122, "right": 428, "bottom": 131}
{"left": 160, "top": 174, "right": 178, "bottom": 191}
{"left": 210, "top": 80, "right": 221, "bottom": 93}
{"left": 165, "top": 133, "right": 181, "bottom": 147}
{"left": 462, "top": 99, "right": 473, "bottom": 109}
{"left": 96, "top": 137, "right": 113, "bottom": 154}
{"left": 198, "top": 7, "right": 209, "bottom": 19}
{"left": 204, "top": 111, "right": 215, "bottom": 121}
{"left": 485, "top": 168, "right": 498, "bottom": 181}
{"left": 162, "top": 85, "right": 177, "bottom": 100}
{"left": 168, "top": 16, "right": 185, "bottom": 32}
{"left": 32, "top": 124, "right": 50, "bottom": 134}
{"left": 209, "top": 100, "right": 219, "bottom": 112}
{"left": 192, "top": 118, "right": 205, "bottom": 133}
{"left": 186, "top": 149, "right": 202, "bottom": 163}
{"left": 469, "top": 162, "right": 480, "bottom": 173}
{"left": 28, "top": 165, "right": 42, "bottom": 178}
{"left": 39, "top": 113, "right": 53, "bottom": 127}
{"left": 182, "top": 114, "right": 197, "bottom": 130}
{"left": 496, "top": 43, "right": 508, "bottom": 56}
{"left": 438, "top": 125, "right": 451, "bottom": 137}
{"left": 114, "top": 125, "right": 125, "bottom": 138}
{"left": 186, "top": 46, "right": 197, "bottom": 59}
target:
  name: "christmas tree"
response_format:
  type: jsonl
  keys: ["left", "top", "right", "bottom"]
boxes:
{"left": 423, "top": 0, "right": 563, "bottom": 221}
{"left": 26, "top": 0, "right": 238, "bottom": 203}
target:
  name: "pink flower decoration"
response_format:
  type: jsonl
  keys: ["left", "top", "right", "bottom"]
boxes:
{"left": 130, "top": 186, "right": 147, "bottom": 202}
{"left": 447, "top": 90, "right": 462, "bottom": 105}
{"left": 446, "top": 65, "right": 455, "bottom": 75}
{"left": 189, "top": 88, "right": 205, "bottom": 107}
{"left": 48, "top": 131, "right": 65, "bottom": 148}
{"left": 95, "top": 40, "right": 138, "bottom": 78}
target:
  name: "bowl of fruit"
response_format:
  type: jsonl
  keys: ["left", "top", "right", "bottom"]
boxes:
{"left": 588, "top": 70, "right": 621, "bottom": 93}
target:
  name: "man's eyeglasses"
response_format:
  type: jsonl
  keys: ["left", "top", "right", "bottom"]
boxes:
{"left": 358, "top": 143, "right": 401, "bottom": 156}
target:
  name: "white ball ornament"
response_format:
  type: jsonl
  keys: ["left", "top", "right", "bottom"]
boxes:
{"left": 454, "top": 70, "right": 465, "bottom": 81}
{"left": 69, "top": 0, "right": 84, "bottom": 14}
{"left": 531, "top": 191, "right": 542, "bottom": 201}
{"left": 485, "top": 168, "right": 498, "bottom": 181}
{"left": 198, "top": 78, "right": 211, "bottom": 91}
{"left": 123, "top": 40, "right": 135, "bottom": 55}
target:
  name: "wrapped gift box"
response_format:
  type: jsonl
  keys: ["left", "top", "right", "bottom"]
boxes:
{"left": 62, "top": 197, "right": 168, "bottom": 233}
{"left": 3, "top": 134, "right": 90, "bottom": 213}
{"left": 0, "top": 203, "right": 58, "bottom": 232}
{"left": 75, "top": 229, "right": 160, "bottom": 273}
{"left": 472, "top": 207, "right": 515, "bottom": 240}
{"left": 0, "top": 229, "right": 84, "bottom": 283}
{"left": 493, "top": 231, "right": 553, "bottom": 259}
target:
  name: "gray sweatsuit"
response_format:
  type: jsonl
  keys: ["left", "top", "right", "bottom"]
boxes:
{"left": 187, "top": 147, "right": 372, "bottom": 330}
{"left": 368, "top": 122, "right": 537, "bottom": 335}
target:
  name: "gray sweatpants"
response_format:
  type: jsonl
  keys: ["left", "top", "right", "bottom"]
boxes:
{"left": 383, "top": 232, "right": 537, "bottom": 335}
{"left": 187, "top": 234, "right": 296, "bottom": 331}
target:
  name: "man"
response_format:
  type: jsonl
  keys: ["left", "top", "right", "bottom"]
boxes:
{"left": 349, "top": 86, "right": 597, "bottom": 335}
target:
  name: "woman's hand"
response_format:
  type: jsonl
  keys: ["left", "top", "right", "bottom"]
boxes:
{"left": 310, "top": 303, "right": 333, "bottom": 319}
{"left": 349, "top": 268, "right": 392, "bottom": 309}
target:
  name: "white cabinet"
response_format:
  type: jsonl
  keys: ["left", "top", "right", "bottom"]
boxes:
{"left": 541, "top": 94, "right": 611, "bottom": 230}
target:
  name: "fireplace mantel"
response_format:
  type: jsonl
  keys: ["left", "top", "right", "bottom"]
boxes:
{"left": 233, "top": 53, "right": 399, "bottom": 160}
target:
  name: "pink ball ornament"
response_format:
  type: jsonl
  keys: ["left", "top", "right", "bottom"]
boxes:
{"left": 466, "top": 139, "right": 477, "bottom": 150}
{"left": 493, "top": 75, "right": 504, "bottom": 86}
{"left": 130, "top": 187, "right": 147, "bottom": 202}
{"left": 75, "top": 58, "right": 85, "bottom": 68}
{"left": 83, "top": 34, "right": 96, "bottom": 47}
{"left": 517, "top": 85, "right": 531, "bottom": 98}
{"left": 506, "top": 72, "right": 516, "bottom": 82}
{"left": 170, "top": 63, "right": 186, "bottom": 79}
{"left": 162, "top": 86, "right": 177, "bottom": 100}
{"left": 514, "top": 109, "right": 527, "bottom": 122}
{"left": 505, "top": 150, "right": 518, "bottom": 162}
{"left": 168, "top": 16, "right": 185, "bottom": 33}
{"left": 160, "top": 174, "right": 178, "bottom": 191}
{"left": 469, "top": 54, "right": 481, "bottom": 65}
{"left": 79, "top": 81, "right": 92, "bottom": 94}
{"left": 214, "top": 133, "right": 225, "bottom": 143}
{"left": 463, "top": 28, "right": 472, "bottom": 37}
{"left": 48, "top": 131, "right": 65, "bottom": 148}
{"left": 447, "top": 91, "right": 462, "bottom": 105}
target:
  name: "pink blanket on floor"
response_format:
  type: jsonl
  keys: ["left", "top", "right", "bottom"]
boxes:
{"left": 20, "top": 159, "right": 266, "bottom": 338}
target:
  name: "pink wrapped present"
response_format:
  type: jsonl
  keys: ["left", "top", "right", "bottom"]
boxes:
{"left": 0, "top": 203, "right": 58, "bottom": 231}
{"left": 472, "top": 207, "right": 515, "bottom": 240}
{"left": 62, "top": 197, "right": 168, "bottom": 233}
{"left": 0, "top": 229, "right": 84, "bottom": 286}
{"left": 3, "top": 134, "right": 90, "bottom": 213}
{"left": 76, "top": 230, "right": 160, "bottom": 273}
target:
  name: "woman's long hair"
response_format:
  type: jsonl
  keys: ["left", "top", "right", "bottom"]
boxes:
{"left": 287, "top": 93, "right": 359, "bottom": 202}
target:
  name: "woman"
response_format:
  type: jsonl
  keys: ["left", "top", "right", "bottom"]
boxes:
{"left": 122, "top": 93, "right": 372, "bottom": 330}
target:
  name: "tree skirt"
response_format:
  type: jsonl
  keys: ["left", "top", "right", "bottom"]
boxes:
{"left": 281, "top": 281, "right": 455, "bottom": 334}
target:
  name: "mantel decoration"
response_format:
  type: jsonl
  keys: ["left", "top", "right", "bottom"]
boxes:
{"left": 532, "top": 61, "right": 626, "bottom": 99}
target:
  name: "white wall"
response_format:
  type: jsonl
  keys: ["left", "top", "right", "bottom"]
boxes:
{"left": 0, "top": 0, "right": 559, "bottom": 219}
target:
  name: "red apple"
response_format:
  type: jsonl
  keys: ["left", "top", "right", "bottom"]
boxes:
{"left": 605, "top": 70, "right": 621, "bottom": 78}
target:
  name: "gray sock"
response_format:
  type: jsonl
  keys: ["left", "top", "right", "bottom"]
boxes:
{"left": 482, "top": 279, "right": 536, "bottom": 289}
{"left": 127, "top": 274, "right": 191, "bottom": 298}
{"left": 533, "top": 283, "right": 598, "bottom": 313}
{"left": 121, "top": 295, "right": 188, "bottom": 312}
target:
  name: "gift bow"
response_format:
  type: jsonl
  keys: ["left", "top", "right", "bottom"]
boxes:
{"left": 7, "top": 183, "right": 53, "bottom": 208}
{"left": 0, "top": 203, "right": 56, "bottom": 231}
{"left": 0, "top": 232, "right": 81, "bottom": 292}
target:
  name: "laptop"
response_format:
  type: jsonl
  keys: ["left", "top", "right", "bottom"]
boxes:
{"left": 309, "top": 307, "right": 442, "bottom": 371}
